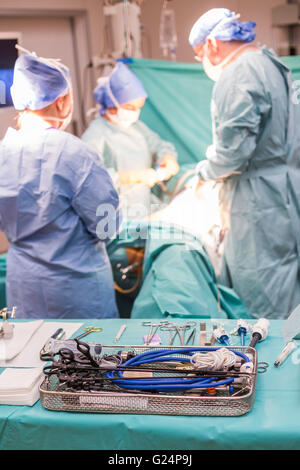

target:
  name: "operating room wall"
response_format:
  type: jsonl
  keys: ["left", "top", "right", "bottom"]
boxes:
{"left": 140, "top": 0, "right": 290, "bottom": 62}
{"left": 0, "top": 0, "right": 104, "bottom": 138}
{"left": 0, "top": 16, "right": 82, "bottom": 139}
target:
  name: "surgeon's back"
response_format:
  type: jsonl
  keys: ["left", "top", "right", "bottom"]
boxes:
{"left": 0, "top": 125, "right": 121, "bottom": 318}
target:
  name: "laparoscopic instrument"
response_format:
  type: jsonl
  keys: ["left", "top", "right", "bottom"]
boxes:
{"left": 213, "top": 324, "right": 230, "bottom": 346}
{"left": 106, "top": 347, "right": 252, "bottom": 393}
{"left": 231, "top": 320, "right": 251, "bottom": 346}
{"left": 41, "top": 336, "right": 254, "bottom": 395}
{"left": 274, "top": 304, "right": 300, "bottom": 367}
{"left": 39, "top": 318, "right": 269, "bottom": 416}
{"left": 249, "top": 318, "right": 270, "bottom": 348}
{"left": 0, "top": 306, "right": 17, "bottom": 339}
{"left": 40, "top": 325, "right": 103, "bottom": 360}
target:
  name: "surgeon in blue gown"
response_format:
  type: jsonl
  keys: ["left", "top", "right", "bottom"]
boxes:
{"left": 189, "top": 8, "right": 300, "bottom": 318}
{"left": 0, "top": 50, "right": 122, "bottom": 319}
{"left": 82, "top": 62, "right": 179, "bottom": 220}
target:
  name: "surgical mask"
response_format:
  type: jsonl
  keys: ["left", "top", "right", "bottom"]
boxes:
{"left": 98, "top": 73, "right": 141, "bottom": 128}
{"left": 53, "top": 105, "right": 73, "bottom": 130}
{"left": 41, "top": 103, "right": 73, "bottom": 131}
{"left": 202, "top": 41, "right": 249, "bottom": 82}
{"left": 45, "top": 91, "right": 74, "bottom": 130}
{"left": 107, "top": 108, "right": 140, "bottom": 128}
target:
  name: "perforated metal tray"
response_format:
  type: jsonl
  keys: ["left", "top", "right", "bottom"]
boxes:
{"left": 39, "top": 345, "right": 257, "bottom": 416}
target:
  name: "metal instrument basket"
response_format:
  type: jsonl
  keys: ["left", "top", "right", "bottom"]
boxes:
{"left": 39, "top": 345, "right": 257, "bottom": 417}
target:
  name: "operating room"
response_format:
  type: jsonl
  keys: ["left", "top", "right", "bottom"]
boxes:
{"left": 1, "top": 0, "right": 300, "bottom": 453}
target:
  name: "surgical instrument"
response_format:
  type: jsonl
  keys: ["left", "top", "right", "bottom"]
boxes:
{"left": 160, "top": 323, "right": 179, "bottom": 346}
{"left": 231, "top": 320, "right": 251, "bottom": 346}
{"left": 40, "top": 327, "right": 102, "bottom": 361}
{"left": 274, "top": 341, "right": 296, "bottom": 367}
{"left": 51, "top": 328, "right": 65, "bottom": 340}
{"left": 106, "top": 347, "right": 252, "bottom": 393}
{"left": 0, "top": 306, "right": 17, "bottom": 339}
{"left": 213, "top": 324, "right": 230, "bottom": 346}
{"left": 209, "top": 324, "right": 218, "bottom": 346}
{"left": 75, "top": 326, "right": 103, "bottom": 340}
{"left": 0, "top": 306, "right": 17, "bottom": 321}
{"left": 200, "top": 323, "right": 206, "bottom": 346}
{"left": 249, "top": 318, "right": 270, "bottom": 348}
{"left": 180, "top": 321, "right": 196, "bottom": 346}
{"left": 257, "top": 362, "right": 269, "bottom": 373}
{"left": 40, "top": 328, "right": 66, "bottom": 358}
{"left": 113, "top": 324, "right": 127, "bottom": 344}
{"left": 160, "top": 322, "right": 195, "bottom": 346}
{"left": 142, "top": 321, "right": 169, "bottom": 345}
{"left": 185, "top": 327, "right": 196, "bottom": 345}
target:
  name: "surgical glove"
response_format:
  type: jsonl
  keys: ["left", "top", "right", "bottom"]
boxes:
{"left": 119, "top": 169, "right": 161, "bottom": 188}
{"left": 194, "top": 177, "right": 206, "bottom": 198}
{"left": 159, "top": 154, "right": 180, "bottom": 181}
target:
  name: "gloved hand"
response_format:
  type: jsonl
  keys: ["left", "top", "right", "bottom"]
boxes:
{"left": 140, "top": 168, "right": 161, "bottom": 187}
{"left": 185, "top": 175, "right": 206, "bottom": 198}
{"left": 158, "top": 154, "right": 180, "bottom": 181}
{"left": 119, "top": 169, "right": 161, "bottom": 188}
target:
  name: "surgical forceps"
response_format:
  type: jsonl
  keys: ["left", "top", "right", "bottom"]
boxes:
{"left": 142, "top": 321, "right": 169, "bottom": 345}
{"left": 161, "top": 321, "right": 196, "bottom": 346}
{"left": 160, "top": 323, "right": 179, "bottom": 345}
{"left": 180, "top": 321, "right": 196, "bottom": 345}
{"left": 185, "top": 327, "right": 196, "bottom": 345}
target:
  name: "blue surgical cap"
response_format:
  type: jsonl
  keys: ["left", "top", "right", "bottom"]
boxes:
{"left": 93, "top": 62, "right": 148, "bottom": 114}
{"left": 189, "top": 8, "right": 256, "bottom": 47}
{"left": 11, "top": 53, "right": 72, "bottom": 111}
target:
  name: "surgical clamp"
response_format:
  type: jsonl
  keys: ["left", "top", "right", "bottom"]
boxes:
{"left": 142, "top": 321, "right": 169, "bottom": 345}
{"left": 161, "top": 321, "right": 196, "bottom": 346}
{"left": 160, "top": 323, "right": 179, "bottom": 346}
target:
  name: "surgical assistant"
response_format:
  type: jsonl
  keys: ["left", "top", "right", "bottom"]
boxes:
{"left": 190, "top": 8, "right": 300, "bottom": 318}
{"left": 82, "top": 62, "right": 179, "bottom": 220}
{"left": 0, "top": 50, "right": 121, "bottom": 319}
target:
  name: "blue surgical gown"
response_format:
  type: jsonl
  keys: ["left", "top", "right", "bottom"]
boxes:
{"left": 196, "top": 47, "right": 300, "bottom": 319}
{"left": 0, "top": 124, "right": 121, "bottom": 319}
{"left": 81, "top": 117, "right": 177, "bottom": 219}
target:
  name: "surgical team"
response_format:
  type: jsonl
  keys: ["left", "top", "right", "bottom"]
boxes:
{"left": 0, "top": 7, "right": 300, "bottom": 320}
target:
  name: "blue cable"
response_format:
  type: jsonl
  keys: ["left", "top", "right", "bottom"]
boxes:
{"left": 106, "top": 347, "right": 250, "bottom": 393}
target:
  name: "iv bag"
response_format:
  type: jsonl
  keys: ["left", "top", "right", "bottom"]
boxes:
{"left": 282, "top": 304, "right": 300, "bottom": 343}
{"left": 159, "top": 8, "right": 178, "bottom": 59}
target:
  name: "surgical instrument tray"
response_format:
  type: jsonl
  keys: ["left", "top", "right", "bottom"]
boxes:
{"left": 40, "top": 344, "right": 258, "bottom": 417}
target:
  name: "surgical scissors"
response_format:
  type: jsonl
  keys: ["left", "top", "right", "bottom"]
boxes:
{"left": 257, "top": 361, "right": 269, "bottom": 373}
{"left": 75, "top": 326, "right": 103, "bottom": 340}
